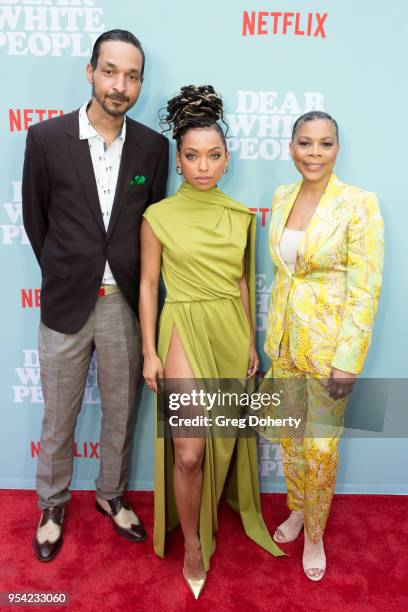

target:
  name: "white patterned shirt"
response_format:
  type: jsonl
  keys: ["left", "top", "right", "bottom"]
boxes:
{"left": 79, "top": 101, "right": 127, "bottom": 285}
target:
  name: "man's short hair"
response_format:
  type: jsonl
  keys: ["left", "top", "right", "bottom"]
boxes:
{"left": 90, "top": 29, "right": 145, "bottom": 76}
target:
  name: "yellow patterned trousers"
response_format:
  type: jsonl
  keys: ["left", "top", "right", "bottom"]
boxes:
{"left": 267, "top": 327, "right": 348, "bottom": 543}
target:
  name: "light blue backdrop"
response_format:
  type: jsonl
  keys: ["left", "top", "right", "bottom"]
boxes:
{"left": 1, "top": 0, "right": 407, "bottom": 494}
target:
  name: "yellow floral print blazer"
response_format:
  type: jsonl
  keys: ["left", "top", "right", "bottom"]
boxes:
{"left": 264, "top": 174, "right": 384, "bottom": 375}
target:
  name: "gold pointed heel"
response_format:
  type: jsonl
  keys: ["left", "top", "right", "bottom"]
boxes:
{"left": 183, "top": 568, "right": 207, "bottom": 600}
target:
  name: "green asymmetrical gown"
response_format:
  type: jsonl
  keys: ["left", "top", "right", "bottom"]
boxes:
{"left": 143, "top": 182, "right": 283, "bottom": 570}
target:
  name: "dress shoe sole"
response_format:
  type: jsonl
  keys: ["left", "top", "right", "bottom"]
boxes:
{"left": 33, "top": 535, "right": 63, "bottom": 562}
{"left": 95, "top": 501, "right": 147, "bottom": 543}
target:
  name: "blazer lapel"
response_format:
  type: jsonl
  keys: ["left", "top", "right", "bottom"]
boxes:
{"left": 66, "top": 112, "right": 105, "bottom": 235}
{"left": 296, "top": 174, "right": 344, "bottom": 271}
{"left": 106, "top": 124, "right": 140, "bottom": 240}
{"left": 269, "top": 181, "right": 301, "bottom": 276}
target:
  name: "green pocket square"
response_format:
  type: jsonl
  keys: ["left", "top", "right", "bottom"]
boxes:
{"left": 130, "top": 175, "right": 146, "bottom": 185}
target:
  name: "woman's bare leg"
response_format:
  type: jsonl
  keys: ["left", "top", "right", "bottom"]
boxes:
{"left": 164, "top": 327, "right": 205, "bottom": 579}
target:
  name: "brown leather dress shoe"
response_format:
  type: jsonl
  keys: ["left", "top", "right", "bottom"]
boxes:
{"left": 33, "top": 506, "right": 65, "bottom": 562}
{"left": 95, "top": 496, "right": 147, "bottom": 542}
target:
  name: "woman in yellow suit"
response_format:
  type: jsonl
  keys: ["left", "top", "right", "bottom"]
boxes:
{"left": 264, "top": 111, "right": 384, "bottom": 581}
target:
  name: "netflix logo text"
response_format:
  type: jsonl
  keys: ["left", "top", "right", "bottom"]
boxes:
{"left": 249, "top": 208, "right": 270, "bottom": 228}
{"left": 31, "top": 441, "right": 100, "bottom": 459}
{"left": 21, "top": 289, "right": 41, "bottom": 308}
{"left": 242, "top": 11, "right": 328, "bottom": 38}
{"left": 9, "top": 108, "right": 64, "bottom": 132}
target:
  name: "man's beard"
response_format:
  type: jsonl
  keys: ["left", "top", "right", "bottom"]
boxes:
{"left": 92, "top": 84, "right": 135, "bottom": 117}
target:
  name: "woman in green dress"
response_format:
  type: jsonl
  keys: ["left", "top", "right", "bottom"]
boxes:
{"left": 139, "top": 85, "right": 283, "bottom": 599}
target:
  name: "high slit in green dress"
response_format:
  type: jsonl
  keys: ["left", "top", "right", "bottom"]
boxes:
{"left": 143, "top": 182, "right": 284, "bottom": 569}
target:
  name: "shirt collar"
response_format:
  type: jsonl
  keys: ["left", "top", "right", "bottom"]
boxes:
{"left": 78, "top": 101, "right": 127, "bottom": 141}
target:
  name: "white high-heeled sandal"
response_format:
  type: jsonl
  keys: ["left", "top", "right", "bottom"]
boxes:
{"left": 302, "top": 546, "right": 326, "bottom": 581}
{"left": 273, "top": 511, "right": 304, "bottom": 543}
{"left": 273, "top": 522, "right": 304, "bottom": 543}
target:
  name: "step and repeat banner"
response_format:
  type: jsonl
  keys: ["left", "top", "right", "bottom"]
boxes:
{"left": 1, "top": 1, "right": 407, "bottom": 494}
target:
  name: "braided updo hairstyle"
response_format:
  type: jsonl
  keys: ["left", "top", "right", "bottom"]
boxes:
{"left": 160, "top": 85, "right": 228, "bottom": 150}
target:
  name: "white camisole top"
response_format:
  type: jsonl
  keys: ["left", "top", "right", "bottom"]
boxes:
{"left": 279, "top": 228, "right": 305, "bottom": 272}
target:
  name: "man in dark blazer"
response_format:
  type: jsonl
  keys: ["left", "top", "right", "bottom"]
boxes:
{"left": 22, "top": 29, "right": 168, "bottom": 562}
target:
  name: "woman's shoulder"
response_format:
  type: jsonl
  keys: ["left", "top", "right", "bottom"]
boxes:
{"left": 332, "top": 178, "right": 383, "bottom": 226}
{"left": 206, "top": 188, "right": 255, "bottom": 216}
{"left": 143, "top": 194, "right": 178, "bottom": 219}
{"left": 336, "top": 178, "right": 380, "bottom": 211}
{"left": 336, "top": 176, "right": 375, "bottom": 198}
{"left": 223, "top": 194, "right": 256, "bottom": 215}
{"left": 271, "top": 181, "right": 300, "bottom": 204}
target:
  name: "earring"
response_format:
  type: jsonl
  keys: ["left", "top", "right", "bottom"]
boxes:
{"left": 176, "top": 166, "right": 182, "bottom": 176}
{"left": 224, "top": 165, "right": 229, "bottom": 175}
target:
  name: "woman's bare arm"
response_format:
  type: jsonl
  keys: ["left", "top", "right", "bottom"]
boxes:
{"left": 139, "top": 218, "right": 164, "bottom": 392}
{"left": 239, "top": 253, "right": 259, "bottom": 378}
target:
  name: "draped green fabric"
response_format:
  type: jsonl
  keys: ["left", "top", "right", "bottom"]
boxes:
{"left": 143, "top": 182, "right": 284, "bottom": 570}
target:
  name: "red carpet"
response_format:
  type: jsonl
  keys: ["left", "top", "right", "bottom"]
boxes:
{"left": 0, "top": 491, "right": 407, "bottom": 611}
